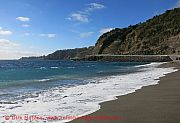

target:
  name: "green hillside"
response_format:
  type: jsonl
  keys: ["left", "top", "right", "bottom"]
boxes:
{"left": 20, "top": 8, "right": 180, "bottom": 60}
{"left": 93, "top": 8, "right": 180, "bottom": 55}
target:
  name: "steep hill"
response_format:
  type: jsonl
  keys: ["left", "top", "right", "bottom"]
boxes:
{"left": 93, "top": 8, "right": 180, "bottom": 55}
{"left": 20, "top": 8, "right": 180, "bottom": 60}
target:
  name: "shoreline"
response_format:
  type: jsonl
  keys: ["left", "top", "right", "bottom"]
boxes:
{"left": 70, "top": 61, "right": 180, "bottom": 123}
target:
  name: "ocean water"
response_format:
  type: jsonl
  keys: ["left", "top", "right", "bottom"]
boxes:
{"left": 0, "top": 60, "right": 177, "bottom": 123}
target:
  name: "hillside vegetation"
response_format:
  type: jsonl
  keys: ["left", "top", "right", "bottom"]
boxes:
{"left": 20, "top": 8, "right": 180, "bottom": 60}
{"left": 93, "top": 8, "right": 180, "bottom": 55}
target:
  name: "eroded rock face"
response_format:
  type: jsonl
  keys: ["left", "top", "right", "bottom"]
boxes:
{"left": 93, "top": 8, "right": 180, "bottom": 55}
{"left": 21, "top": 8, "right": 180, "bottom": 60}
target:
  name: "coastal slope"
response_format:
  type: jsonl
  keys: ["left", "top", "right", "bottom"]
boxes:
{"left": 20, "top": 8, "right": 180, "bottom": 60}
{"left": 93, "top": 8, "right": 180, "bottom": 55}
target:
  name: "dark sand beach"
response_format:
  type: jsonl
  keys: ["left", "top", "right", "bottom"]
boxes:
{"left": 70, "top": 62, "right": 180, "bottom": 123}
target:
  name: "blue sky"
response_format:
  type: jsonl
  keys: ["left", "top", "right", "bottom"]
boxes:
{"left": 0, "top": 0, "right": 179, "bottom": 59}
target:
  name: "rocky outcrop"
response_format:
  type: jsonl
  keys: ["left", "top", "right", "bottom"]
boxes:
{"left": 20, "top": 8, "right": 180, "bottom": 61}
{"left": 93, "top": 8, "right": 180, "bottom": 55}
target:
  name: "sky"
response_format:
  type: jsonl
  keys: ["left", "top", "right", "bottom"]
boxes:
{"left": 0, "top": 0, "right": 179, "bottom": 59}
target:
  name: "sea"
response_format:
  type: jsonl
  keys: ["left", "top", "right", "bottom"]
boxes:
{"left": 0, "top": 60, "right": 177, "bottom": 123}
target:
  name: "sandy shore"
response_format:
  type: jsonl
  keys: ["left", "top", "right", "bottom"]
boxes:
{"left": 70, "top": 62, "right": 180, "bottom": 123}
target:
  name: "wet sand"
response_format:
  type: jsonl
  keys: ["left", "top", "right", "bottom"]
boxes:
{"left": 70, "top": 62, "right": 180, "bottom": 123}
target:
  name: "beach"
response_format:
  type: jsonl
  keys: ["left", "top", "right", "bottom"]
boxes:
{"left": 70, "top": 61, "right": 180, "bottom": 123}
{"left": 0, "top": 61, "right": 179, "bottom": 123}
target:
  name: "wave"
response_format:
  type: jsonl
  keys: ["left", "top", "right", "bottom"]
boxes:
{"left": 134, "top": 62, "right": 166, "bottom": 68}
{"left": 39, "top": 67, "right": 46, "bottom": 69}
{"left": 0, "top": 63, "right": 177, "bottom": 123}
{"left": 50, "top": 67, "right": 59, "bottom": 69}
{"left": 37, "top": 79, "right": 51, "bottom": 82}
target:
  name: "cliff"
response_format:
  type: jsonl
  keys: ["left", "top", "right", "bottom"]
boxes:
{"left": 93, "top": 8, "right": 180, "bottom": 55}
{"left": 20, "top": 8, "right": 180, "bottom": 60}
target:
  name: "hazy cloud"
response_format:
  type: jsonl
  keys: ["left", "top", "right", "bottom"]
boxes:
{"left": 0, "top": 27, "right": 13, "bottom": 36}
{"left": 86, "top": 3, "right": 105, "bottom": 12}
{"left": 67, "top": 13, "right": 89, "bottom": 23}
{"left": 176, "top": 0, "right": 180, "bottom": 8}
{"left": 67, "top": 3, "right": 105, "bottom": 23}
{"left": 22, "top": 24, "right": 31, "bottom": 27}
{"left": 80, "top": 32, "right": 94, "bottom": 38}
{"left": 0, "top": 50, "right": 41, "bottom": 60}
{"left": 171, "top": 0, "right": 180, "bottom": 9}
{"left": 16, "top": 16, "right": 30, "bottom": 22}
{"left": 24, "top": 33, "right": 30, "bottom": 36}
{"left": 40, "top": 33, "right": 56, "bottom": 38}
{"left": 0, "top": 39, "right": 18, "bottom": 47}
{"left": 100, "top": 28, "right": 113, "bottom": 34}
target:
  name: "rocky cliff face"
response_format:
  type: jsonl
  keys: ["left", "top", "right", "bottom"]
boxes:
{"left": 93, "top": 8, "right": 180, "bottom": 55}
{"left": 20, "top": 8, "right": 180, "bottom": 60}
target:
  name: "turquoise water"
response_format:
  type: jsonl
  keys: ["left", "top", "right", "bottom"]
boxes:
{"left": 0, "top": 60, "right": 146, "bottom": 102}
{"left": 2, "top": 60, "right": 170, "bottom": 123}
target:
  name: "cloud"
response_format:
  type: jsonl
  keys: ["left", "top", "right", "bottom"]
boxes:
{"left": 16, "top": 16, "right": 30, "bottom": 22}
{"left": 0, "top": 50, "right": 41, "bottom": 60}
{"left": 176, "top": 0, "right": 180, "bottom": 8}
{"left": 171, "top": 0, "right": 180, "bottom": 9}
{"left": 0, "top": 27, "right": 13, "bottom": 36}
{"left": 67, "top": 13, "right": 89, "bottom": 23}
{"left": 22, "top": 24, "right": 31, "bottom": 27}
{"left": 40, "top": 33, "right": 56, "bottom": 38}
{"left": 80, "top": 32, "right": 94, "bottom": 38}
{"left": 24, "top": 33, "right": 30, "bottom": 36}
{"left": 71, "top": 30, "right": 94, "bottom": 38}
{"left": 0, "top": 39, "right": 43, "bottom": 60}
{"left": 100, "top": 28, "right": 114, "bottom": 34}
{"left": 0, "top": 39, "right": 18, "bottom": 47}
{"left": 86, "top": 3, "right": 105, "bottom": 12}
{"left": 67, "top": 3, "right": 105, "bottom": 23}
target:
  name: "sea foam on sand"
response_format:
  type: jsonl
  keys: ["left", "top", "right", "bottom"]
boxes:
{"left": 0, "top": 63, "right": 177, "bottom": 123}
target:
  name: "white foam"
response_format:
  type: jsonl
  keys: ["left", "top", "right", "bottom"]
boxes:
{"left": 134, "top": 62, "right": 166, "bottom": 68}
{"left": 0, "top": 63, "right": 177, "bottom": 123}
{"left": 39, "top": 67, "right": 46, "bottom": 70}
{"left": 37, "top": 79, "right": 51, "bottom": 82}
{"left": 51, "top": 67, "right": 59, "bottom": 69}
